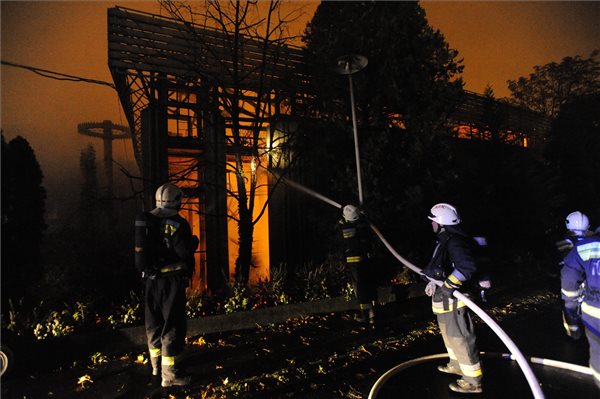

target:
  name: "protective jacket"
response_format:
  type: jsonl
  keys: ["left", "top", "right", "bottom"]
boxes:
{"left": 561, "top": 235, "right": 600, "bottom": 336}
{"left": 339, "top": 218, "right": 371, "bottom": 264}
{"left": 155, "top": 214, "right": 196, "bottom": 276}
{"left": 339, "top": 217, "right": 376, "bottom": 308}
{"left": 136, "top": 211, "right": 197, "bottom": 278}
{"left": 556, "top": 231, "right": 591, "bottom": 264}
{"left": 423, "top": 225, "right": 478, "bottom": 314}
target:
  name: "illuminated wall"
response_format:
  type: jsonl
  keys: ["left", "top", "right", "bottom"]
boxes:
{"left": 167, "top": 155, "right": 206, "bottom": 291}
{"left": 225, "top": 155, "right": 271, "bottom": 285}
{"left": 164, "top": 85, "right": 276, "bottom": 290}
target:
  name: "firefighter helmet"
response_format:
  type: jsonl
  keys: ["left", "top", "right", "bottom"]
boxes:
{"left": 155, "top": 183, "right": 183, "bottom": 210}
{"left": 343, "top": 205, "right": 360, "bottom": 222}
{"left": 428, "top": 203, "right": 461, "bottom": 226}
{"left": 566, "top": 211, "right": 589, "bottom": 232}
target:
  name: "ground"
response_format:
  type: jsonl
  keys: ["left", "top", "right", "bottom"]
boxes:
{"left": 1, "top": 278, "right": 596, "bottom": 399}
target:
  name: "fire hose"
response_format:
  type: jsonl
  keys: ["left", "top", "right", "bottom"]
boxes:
{"left": 368, "top": 352, "right": 591, "bottom": 399}
{"left": 280, "top": 177, "right": 546, "bottom": 399}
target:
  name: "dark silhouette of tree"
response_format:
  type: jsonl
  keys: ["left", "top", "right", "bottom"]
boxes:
{"left": 546, "top": 94, "right": 600, "bottom": 226}
{"left": 482, "top": 85, "right": 509, "bottom": 143}
{"left": 38, "top": 144, "right": 137, "bottom": 307}
{"left": 78, "top": 144, "right": 99, "bottom": 228}
{"left": 301, "top": 2, "right": 464, "bottom": 259}
{"left": 1, "top": 134, "right": 47, "bottom": 306}
{"left": 507, "top": 50, "right": 600, "bottom": 118}
{"left": 303, "top": 1, "right": 464, "bottom": 131}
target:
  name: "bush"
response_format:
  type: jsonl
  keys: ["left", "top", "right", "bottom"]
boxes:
{"left": 105, "top": 291, "right": 142, "bottom": 329}
{"left": 186, "top": 290, "right": 222, "bottom": 318}
{"left": 1, "top": 260, "right": 358, "bottom": 339}
{"left": 253, "top": 264, "right": 290, "bottom": 309}
{"left": 294, "top": 259, "right": 351, "bottom": 302}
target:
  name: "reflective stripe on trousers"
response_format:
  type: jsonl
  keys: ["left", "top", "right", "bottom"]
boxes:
{"left": 346, "top": 256, "right": 363, "bottom": 263}
{"left": 159, "top": 262, "right": 186, "bottom": 274}
{"left": 437, "top": 306, "right": 482, "bottom": 384}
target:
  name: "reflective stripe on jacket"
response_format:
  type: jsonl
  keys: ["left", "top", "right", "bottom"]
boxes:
{"left": 423, "top": 226, "right": 478, "bottom": 288}
{"left": 339, "top": 218, "right": 371, "bottom": 264}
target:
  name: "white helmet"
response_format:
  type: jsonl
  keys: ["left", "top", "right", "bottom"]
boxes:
{"left": 428, "top": 203, "right": 461, "bottom": 226}
{"left": 155, "top": 183, "right": 183, "bottom": 210}
{"left": 343, "top": 205, "right": 360, "bottom": 222}
{"left": 566, "top": 211, "right": 589, "bottom": 232}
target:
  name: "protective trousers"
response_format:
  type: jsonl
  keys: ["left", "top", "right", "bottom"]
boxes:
{"left": 348, "top": 260, "right": 376, "bottom": 305}
{"left": 145, "top": 274, "right": 187, "bottom": 373}
{"left": 585, "top": 326, "right": 600, "bottom": 389}
{"left": 437, "top": 306, "right": 482, "bottom": 385}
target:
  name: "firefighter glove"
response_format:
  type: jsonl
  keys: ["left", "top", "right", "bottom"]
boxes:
{"left": 425, "top": 281, "right": 436, "bottom": 297}
{"left": 439, "top": 279, "right": 460, "bottom": 299}
{"left": 562, "top": 306, "right": 582, "bottom": 340}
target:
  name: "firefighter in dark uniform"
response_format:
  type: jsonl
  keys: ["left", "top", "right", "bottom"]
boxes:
{"left": 561, "top": 231, "right": 600, "bottom": 390}
{"left": 339, "top": 204, "right": 376, "bottom": 326}
{"left": 423, "top": 203, "right": 483, "bottom": 394}
{"left": 556, "top": 211, "right": 593, "bottom": 339}
{"left": 135, "top": 183, "right": 198, "bottom": 387}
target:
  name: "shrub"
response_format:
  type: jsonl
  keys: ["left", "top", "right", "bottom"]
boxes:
{"left": 186, "top": 290, "right": 222, "bottom": 318}
{"left": 224, "top": 281, "right": 251, "bottom": 314}
{"left": 105, "top": 291, "right": 142, "bottom": 329}
{"left": 253, "top": 264, "right": 290, "bottom": 309}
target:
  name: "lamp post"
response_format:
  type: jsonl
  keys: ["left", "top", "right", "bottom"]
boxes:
{"left": 334, "top": 54, "right": 368, "bottom": 206}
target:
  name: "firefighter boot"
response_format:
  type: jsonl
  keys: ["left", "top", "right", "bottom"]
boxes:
{"left": 161, "top": 357, "right": 191, "bottom": 387}
{"left": 437, "top": 362, "right": 462, "bottom": 376}
{"left": 368, "top": 307, "right": 375, "bottom": 327}
{"left": 149, "top": 348, "right": 161, "bottom": 377}
{"left": 449, "top": 378, "right": 482, "bottom": 394}
{"left": 355, "top": 304, "right": 375, "bottom": 326}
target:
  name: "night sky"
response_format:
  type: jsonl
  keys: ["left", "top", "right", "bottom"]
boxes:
{"left": 1, "top": 1, "right": 599, "bottom": 218}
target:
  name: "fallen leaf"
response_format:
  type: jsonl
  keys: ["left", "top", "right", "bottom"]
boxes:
{"left": 77, "top": 374, "right": 93, "bottom": 388}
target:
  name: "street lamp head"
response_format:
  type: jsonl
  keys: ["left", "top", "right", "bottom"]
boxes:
{"left": 334, "top": 54, "right": 368, "bottom": 75}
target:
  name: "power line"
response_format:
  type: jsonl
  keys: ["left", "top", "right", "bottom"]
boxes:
{"left": 1, "top": 60, "right": 116, "bottom": 90}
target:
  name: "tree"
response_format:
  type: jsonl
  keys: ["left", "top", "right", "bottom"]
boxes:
{"left": 158, "top": 0, "right": 304, "bottom": 284}
{"left": 78, "top": 144, "right": 99, "bottom": 226}
{"left": 303, "top": 1, "right": 464, "bottom": 131}
{"left": 1, "top": 134, "right": 47, "bottom": 305}
{"left": 301, "top": 2, "right": 464, "bottom": 258}
{"left": 507, "top": 50, "right": 600, "bottom": 118}
{"left": 546, "top": 94, "right": 600, "bottom": 225}
{"left": 38, "top": 144, "right": 137, "bottom": 307}
{"left": 482, "top": 84, "right": 509, "bottom": 144}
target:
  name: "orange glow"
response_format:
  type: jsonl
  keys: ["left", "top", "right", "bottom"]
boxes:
{"left": 168, "top": 155, "right": 205, "bottom": 290}
{"left": 167, "top": 90, "right": 199, "bottom": 139}
{"left": 453, "top": 125, "right": 529, "bottom": 147}
{"left": 226, "top": 155, "right": 271, "bottom": 285}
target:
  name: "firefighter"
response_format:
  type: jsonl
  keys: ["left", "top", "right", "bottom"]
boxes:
{"left": 561, "top": 231, "right": 600, "bottom": 390}
{"left": 339, "top": 204, "right": 377, "bottom": 326}
{"left": 135, "top": 183, "right": 198, "bottom": 387}
{"left": 556, "top": 211, "right": 593, "bottom": 339}
{"left": 423, "top": 203, "right": 483, "bottom": 394}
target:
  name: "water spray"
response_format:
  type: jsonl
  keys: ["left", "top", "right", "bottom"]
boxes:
{"left": 280, "top": 177, "right": 342, "bottom": 209}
